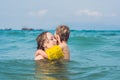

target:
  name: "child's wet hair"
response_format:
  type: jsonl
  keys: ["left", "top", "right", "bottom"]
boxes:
{"left": 56, "top": 25, "right": 70, "bottom": 42}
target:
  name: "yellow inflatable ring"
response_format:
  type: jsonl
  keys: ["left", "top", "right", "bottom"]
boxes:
{"left": 45, "top": 45, "right": 64, "bottom": 60}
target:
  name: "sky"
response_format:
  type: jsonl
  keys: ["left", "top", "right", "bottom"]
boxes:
{"left": 0, "top": 0, "right": 120, "bottom": 30}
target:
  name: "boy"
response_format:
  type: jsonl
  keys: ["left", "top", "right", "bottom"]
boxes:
{"left": 54, "top": 25, "right": 70, "bottom": 60}
{"left": 35, "top": 25, "right": 70, "bottom": 61}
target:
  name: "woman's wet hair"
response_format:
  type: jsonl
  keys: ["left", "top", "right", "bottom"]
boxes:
{"left": 36, "top": 31, "right": 48, "bottom": 50}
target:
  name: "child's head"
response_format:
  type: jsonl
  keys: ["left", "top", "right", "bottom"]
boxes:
{"left": 36, "top": 32, "right": 56, "bottom": 50}
{"left": 55, "top": 25, "right": 70, "bottom": 42}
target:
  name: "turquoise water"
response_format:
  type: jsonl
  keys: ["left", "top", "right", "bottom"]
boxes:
{"left": 0, "top": 30, "right": 120, "bottom": 80}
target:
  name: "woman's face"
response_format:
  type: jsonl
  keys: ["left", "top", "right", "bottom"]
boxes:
{"left": 44, "top": 32, "right": 57, "bottom": 49}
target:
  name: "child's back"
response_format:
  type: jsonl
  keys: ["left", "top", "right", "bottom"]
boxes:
{"left": 55, "top": 25, "right": 70, "bottom": 61}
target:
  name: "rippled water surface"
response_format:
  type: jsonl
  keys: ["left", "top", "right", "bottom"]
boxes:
{"left": 0, "top": 30, "right": 120, "bottom": 80}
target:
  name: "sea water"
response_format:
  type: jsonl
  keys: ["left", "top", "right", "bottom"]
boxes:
{"left": 0, "top": 30, "right": 120, "bottom": 80}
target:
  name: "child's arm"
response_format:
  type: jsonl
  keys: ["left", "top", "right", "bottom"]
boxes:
{"left": 35, "top": 49, "right": 48, "bottom": 58}
{"left": 35, "top": 55, "right": 44, "bottom": 60}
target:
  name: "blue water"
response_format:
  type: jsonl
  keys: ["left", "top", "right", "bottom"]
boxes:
{"left": 0, "top": 30, "right": 120, "bottom": 80}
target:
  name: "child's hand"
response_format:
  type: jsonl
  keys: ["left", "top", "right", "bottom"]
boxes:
{"left": 35, "top": 50, "right": 41, "bottom": 56}
{"left": 35, "top": 49, "right": 48, "bottom": 58}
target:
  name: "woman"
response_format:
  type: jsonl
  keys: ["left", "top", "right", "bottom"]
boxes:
{"left": 35, "top": 31, "right": 64, "bottom": 60}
